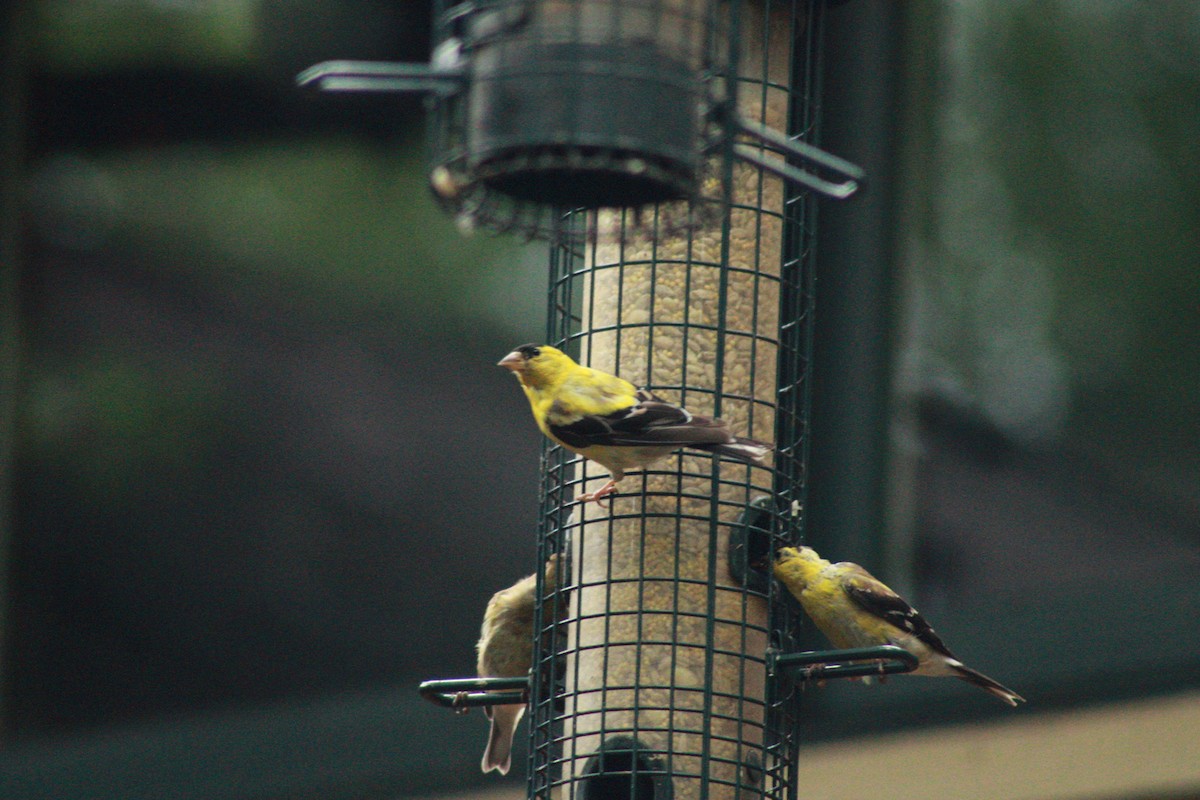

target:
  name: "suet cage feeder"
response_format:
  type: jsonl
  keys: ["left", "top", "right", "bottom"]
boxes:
{"left": 302, "top": 1, "right": 872, "bottom": 799}
{"left": 298, "top": 0, "right": 862, "bottom": 240}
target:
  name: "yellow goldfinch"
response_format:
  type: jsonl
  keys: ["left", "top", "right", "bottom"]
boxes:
{"left": 477, "top": 555, "right": 566, "bottom": 775}
{"left": 773, "top": 546, "right": 1025, "bottom": 706}
{"left": 498, "top": 344, "right": 772, "bottom": 504}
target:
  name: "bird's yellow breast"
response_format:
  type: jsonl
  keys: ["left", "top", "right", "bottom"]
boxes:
{"left": 523, "top": 367, "right": 635, "bottom": 442}
{"left": 776, "top": 554, "right": 877, "bottom": 649}
{"left": 796, "top": 579, "right": 875, "bottom": 650}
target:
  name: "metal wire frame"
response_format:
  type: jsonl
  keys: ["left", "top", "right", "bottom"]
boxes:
{"left": 761, "top": 1, "right": 822, "bottom": 793}
{"left": 526, "top": 3, "right": 827, "bottom": 800}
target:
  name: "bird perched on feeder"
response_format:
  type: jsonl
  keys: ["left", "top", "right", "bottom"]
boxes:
{"left": 498, "top": 344, "right": 772, "bottom": 505}
{"left": 771, "top": 546, "right": 1025, "bottom": 706}
{"left": 477, "top": 555, "right": 567, "bottom": 775}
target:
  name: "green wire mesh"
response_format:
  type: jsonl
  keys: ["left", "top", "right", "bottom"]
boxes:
{"left": 527, "top": 3, "right": 826, "bottom": 799}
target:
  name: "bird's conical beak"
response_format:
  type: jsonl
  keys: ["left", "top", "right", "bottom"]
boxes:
{"left": 497, "top": 351, "right": 524, "bottom": 372}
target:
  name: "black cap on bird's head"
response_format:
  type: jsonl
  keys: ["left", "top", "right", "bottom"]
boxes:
{"left": 499, "top": 345, "right": 535, "bottom": 372}
{"left": 497, "top": 344, "right": 580, "bottom": 390}
{"left": 497, "top": 343, "right": 541, "bottom": 372}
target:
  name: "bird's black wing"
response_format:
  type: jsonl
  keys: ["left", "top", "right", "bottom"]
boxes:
{"left": 546, "top": 390, "right": 733, "bottom": 450}
{"left": 545, "top": 403, "right": 624, "bottom": 449}
{"left": 609, "top": 391, "right": 737, "bottom": 447}
{"left": 841, "top": 565, "right": 956, "bottom": 657}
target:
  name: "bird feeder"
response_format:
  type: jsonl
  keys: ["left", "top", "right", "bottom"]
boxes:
{"left": 521, "top": 3, "right": 856, "bottom": 800}
{"left": 297, "top": 0, "right": 862, "bottom": 239}
{"left": 300, "top": 1, "right": 871, "bottom": 798}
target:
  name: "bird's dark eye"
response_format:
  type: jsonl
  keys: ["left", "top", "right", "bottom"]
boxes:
{"left": 517, "top": 344, "right": 541, "bottom": 359}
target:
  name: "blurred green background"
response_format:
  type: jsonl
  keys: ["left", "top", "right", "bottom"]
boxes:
{"left": 0, "top": 1, "right": 1197, "bottom": 799}
{"left": 3, "top": 3, "right": 550, "bottom": 795}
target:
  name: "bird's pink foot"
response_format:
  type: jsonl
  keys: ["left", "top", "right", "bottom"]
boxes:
{"left": 578, "top": 479, "right": 619, "bottom": 507}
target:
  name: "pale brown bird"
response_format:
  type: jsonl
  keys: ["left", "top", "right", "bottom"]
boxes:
{"left": 477, "top": 555, "right": 567, "bottom": 774}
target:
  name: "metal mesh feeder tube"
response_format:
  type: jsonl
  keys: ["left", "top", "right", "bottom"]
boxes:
{"left": 527, "top": 3, "right": 820, "bottom": 799}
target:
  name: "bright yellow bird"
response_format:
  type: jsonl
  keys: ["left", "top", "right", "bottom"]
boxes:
{"left": 476, "top": 555, "right": 566, "bottom": 775}
{"left": 498, "top": 344, "right": 772, "bottom": 505}
{"left": 773, "top": 546, "right": 1025, "bottom": 706}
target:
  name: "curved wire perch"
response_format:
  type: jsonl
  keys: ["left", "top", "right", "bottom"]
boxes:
{"left": 770, "top": 644, "right": 919, "bottom": 682}
{"left": 418, "top": 676, "right": 531, "bottom": 709}
{"left": 295, "top": 59, "right": 465, "bottom": 95}
{"left": 731, "top": 118, "right": 866, "bottom": 200}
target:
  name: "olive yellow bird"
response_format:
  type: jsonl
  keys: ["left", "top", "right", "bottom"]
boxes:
{"left": 477, "top": 555, "right": 566, "bottom": 775}
{"left": 773, "top": 546, "right": 1024, "bottom": 706}
{"left": 499, "top": 344, "right": 772, "bottom": 504}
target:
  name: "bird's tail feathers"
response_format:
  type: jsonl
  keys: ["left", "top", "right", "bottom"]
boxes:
{"left": 711, "top": 437, "right": 772, "bottom": 465}
{"left": 950, "top": 663, "right": 1025, "bottom": 707}
{"left": 481, "top": 704, "right": 526, "bottom": 775}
